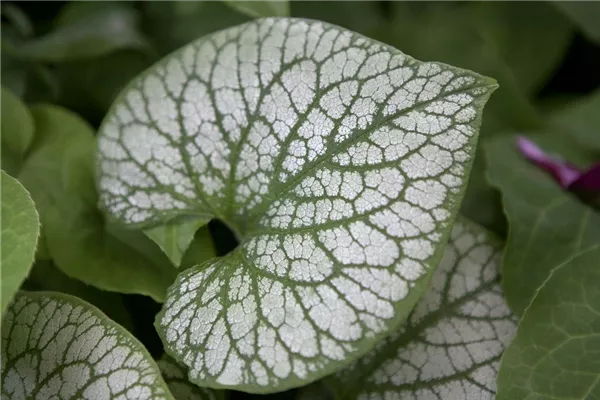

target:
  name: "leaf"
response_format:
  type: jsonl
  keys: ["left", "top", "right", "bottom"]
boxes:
{"left": 0, "top": 171, "right": 39, "bottom": 314}
{"left": 55, "top": 50, "right": 152, "bottom": 125}
{"left": 13, "top": 2, "right": 151, "bottom": 62}
{"left": 180, "top": 226, "right": 217, "bottom": 270}
{"left": 224, "top": 1, "right": 290, "bottom": 18}
{"left": 0, "top": 86, "right": 34, "bottom": 175}
{"left": 554, "top": 1, "right": 600, "bottom": 44}
{"left": 22, "top": 260, "right": 134, "bottom": 332}
{"left": 17, "top": 105, "right": 177, "bottom": 302}
{"left": 145, "top": 217, "right": 211, "bottom": 267}
{"left": 550, "top": 89, "right": 600, "bottom": 152}
{"left": 96, "top": 18, "right": 496, "bottom": 392}
{"left": 326, "top": 218, "right": 517, "bottom": 399}
{"left": 141, "top": 1, "right": 250, "bottom": 55}
{"left": 485, "top": 134, "right": 600, "bottom": 316}
{"left": 290, "top": 1, "right": 384, "bottom": 39}
{"left": 382, "top": 2, "right": 572, "bottom": 234}
{"left": 496, "top": 245, "right": 600, "bottom": 400}
{"left": 158, "top": 356, "right": 225, "bottom": 400}
{"left": 1, "top": 291, "right": 175, "bottom": 399}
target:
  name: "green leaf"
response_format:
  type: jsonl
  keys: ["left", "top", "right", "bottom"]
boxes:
{"left": 13, "top": 2, "right": 151, "bottom": 62}
{"left": 224, "top": 1, "right": 290, "bottom": 18}
{"left": 485, "top": 134, "right": 600, "bottom": 316}
{"left": 496, "top": 245, "right": 600, "bottom": 400}
{"left": 1, "top": 291, "right": 175, "bottom": 399}
{"left": 0, "top": 86, "right": 34, "bottom": 175}
{"left": 18, "top": 105, "right": 177, "bottom": 302}
{"left": 0, "top": 171, "right": 39, "bottom": 314}
{"left": 550, "top": 89, "right": 600, "bottom": 152}
{"left": 326, "top": 218, "right": 517, "bottom": 399}
{"left": 158, "top": 356, "right": 225, "bottom": 400}
{"left": 22, "top": 260, "right": 134, "bottom": 332}
{"left": 97, "top": 18, "right": 496, "bottom": 392}
{"left": 55, "top": 50, "right": 152, "bottom": 124}
{"left": 145, "top": 217, "right": 211, "bottom": 267}
{"left": 290, "top": 1, "right": 384, "bottom": 39}
{"left": 141, "top": 1, "right": 249, "bottom": 55}
{"left": 180, "top": 226, "right": 217, "bottom": 270}
{"left": 554, "top": 1, "right": 600, "bottom": 44}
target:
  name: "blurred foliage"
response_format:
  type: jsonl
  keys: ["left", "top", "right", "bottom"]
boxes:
{"left": 1, "top": 1, "right": 599, "bottom": 398}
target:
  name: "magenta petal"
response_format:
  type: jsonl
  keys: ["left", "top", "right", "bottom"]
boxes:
{"left": 568, "top": 164, "right": 600, "bottom": 191}
{"left": 516, "top": 136, "right": 582, "bottom": 188}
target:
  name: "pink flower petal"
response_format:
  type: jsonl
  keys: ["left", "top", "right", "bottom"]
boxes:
{"left": 516, "top": 136, "right": 582, "bottom": 188}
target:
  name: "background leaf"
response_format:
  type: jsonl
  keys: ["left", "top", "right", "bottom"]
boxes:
{"left": 496, "top": 245, "right": 600, "bottom": 400}
{"left": 22, "top": 260, "right": 134, "bottom": 332}
{"left": 1, "top": 291, "right": 175, "bottom": 399}
{"left": 158, "top": 355, "right": 226, "bottom": 400}
{"left": 0, "top": 171, "right": 39, "bottom": 314}
{"left": 17, "top": 105, "right": 178, "bottom": 302}
{"left": 145, "top": 217, "right": 211, "bottom": 268}
{"left": 224, "top": 1, "right": 290, "bottom": 18}
{"left": 10, "top": 2, "right": 151, "bottom": 62}
{"left": 485, "top": 133, "right": 600, "bottom": 316}
{"left": 554, "top": 1, "right": 600, "bottom": 45}
{"left": 0, "top": 86, "right": 34, "bottom": 175}
{"left": 327, "top": 218, "right": 517, "bottom": 399}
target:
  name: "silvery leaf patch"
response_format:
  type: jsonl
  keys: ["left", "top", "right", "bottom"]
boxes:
{"left": 327, "top": 219, "right": 517, "bottom": 399}
{"left": 96, "top": 17, "right": 496, "bottom": 392}
{"left": 1, "top": 292, "right": 174, "bottom": 400}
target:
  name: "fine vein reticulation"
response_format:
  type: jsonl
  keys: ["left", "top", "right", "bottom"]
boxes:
{"left": 96, "top": 18, "right": 496, "bottom": 392}
{"left": 1, "top": 292, "right": 173, "bottom": 400}
{"left": 329, "top": 220, "right": 517, "bottom": 400}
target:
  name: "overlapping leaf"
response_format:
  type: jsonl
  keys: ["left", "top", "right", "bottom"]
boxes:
{"left": 0, "top": 171, "right": 39, "bottom": 314}
{"left": 96, "top": 18, "right": 496, "bottom": 392}
{"left": 0, "top": 86, "right": 34, "bottom": 175}
{"left": 17, "top": 105, "right": 177, "bottom": 301}
{"left": 327, "top": 218, "right": 517, "bottom": 399}
{"left": 1, "top": 291, "right": 174, "bottom": 399}
{"left": 158, "top": 356, "right": 225, "bottom": 400}
{"left": 496, "top": 246, "right": 600, "bottom": 400}
{"left": 486, "top": 134, "right": 600, "bottom": 316}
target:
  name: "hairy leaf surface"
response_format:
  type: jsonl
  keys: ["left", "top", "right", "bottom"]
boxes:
{"left": 0, "top": 171, "right": 39, "bottom": 314}
{"left": 486, "top": 134, "right": 600, "bottom": 316}
{"left": 96, "top": 18, "right": 496, "bottom": 392}
{"left": 496, "top": 246, "right": 600, "bottom": 400}
{"left": 1, "top": 292, "right": 174, "bottom": 399}
{"left": 327, "top": 218, "right": 517, "bottom": 399}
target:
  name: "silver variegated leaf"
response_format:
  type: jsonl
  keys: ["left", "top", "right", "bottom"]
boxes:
{"left": 327, "top": 219, "right": 517, "bottom": 399}
{"left": 1, "top": 292, "right": 174, "bottom": 400}
{"left": 96, "top": 17, "right": 496, "bottom": 392}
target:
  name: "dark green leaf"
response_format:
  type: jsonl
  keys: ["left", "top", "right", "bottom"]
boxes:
{"left": 0, "top": 86, "right": 34, "bottom": 175}
{"left": 496, "top": 245, "right": 600, "bottom": 400}
{"left": 554, "top": 1, "right": 600, "bottom": 44}
{"left": 141, "top": 1, "right": 249, "bottom": 55}
{"left": 224, "top": 1, "right": 290, "bottom": 18}
{"left": 13, "top": 2, "right": 151, "bottom": 62}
